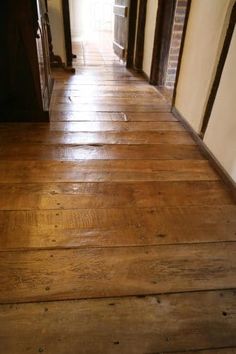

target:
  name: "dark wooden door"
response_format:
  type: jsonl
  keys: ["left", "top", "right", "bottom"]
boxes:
{"left": 0, "top": 0, "right": 51, "bottom": 122}
{"left": 113, "top": 0, "right": 130, "bottom": 60}
{"left": 36, "top": 0, "right": 53, "bottom": 110}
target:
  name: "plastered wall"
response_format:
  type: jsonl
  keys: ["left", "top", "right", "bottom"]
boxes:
{"left": 174, "top": 0, "right": 236, "bottom": 183}
{"left": 204, "top": 27, "right": 236, "bottom": 182}
{"left": 142, "top": 0, "right": 158, "bottom": 77}
{"left": 69, "top": 0, "right": 88, "bottom": 39}
{"left": 175, "top": 0, "right": 233, "bottom": 133}
{"left": 48, "top": 0, "right": 67, "bottom": 63}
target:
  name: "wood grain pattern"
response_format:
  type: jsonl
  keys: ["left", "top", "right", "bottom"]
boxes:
{"left": 0, "top": 243, "right": 236, "bottom": 303}
{"left": 50, "top": 111, "right": 177, "bottom": 122}
{"left": 52, "top": 96, "right": 166, "bottom": 104}
{"left": 0, "top": 206, "right": 235, "bottom": 250}
{"left": 52, "top": 84, "right": 161, "bottom": 93}
{"left": 0, "top": 144, "right": 204, "bottom": 160}
{"left": 53, "top": 74, "right": 142, "bottom": 82}
{"left": 53, "top": 80, "right": 149, "bottom": 88}
{"left": 0, "top": 130, "right": 195, "bottom": 145}
{"left": 174, "top": 350, "right": 236, "bottom": 354}
{"left": 1, "top": 121, "right": 181, "bottom": 131}
{"left": 0, "top": 160, "right": 219, "bottom": 183}
{"left": 52, "top": 103, "right": 170, "bottom": 112}
{"left": 52, "top": 87, "right": 161, "bottom": 97}
{"left": 0, "top": 290, "right": 235, "bottom": 354}
{"left": 0, "top": 181, "right": 232, "bottom": 210}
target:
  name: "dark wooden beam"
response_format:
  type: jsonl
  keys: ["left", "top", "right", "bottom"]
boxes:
{"left": 62, "top": 0, "right": 74, "bottom": 67}
{"left": 126, "top": 0, "right": 138, "bottom": 68}
{"left": 134, "top": 0, "right": 147, "bottom": 71}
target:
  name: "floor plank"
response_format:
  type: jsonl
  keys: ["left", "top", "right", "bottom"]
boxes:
{"left": 0, "top": 144, "right": 204, "bottom": 160}
{"left": 0, "top": 180, "right": 231, "bottom": 210}
{"left": 52, "top": 104, "right": 170, "bottom": 112}
{"left": 0, "top": 121, "right": 182, "bottom": 131}
{"left": 49, "top": 111, "right": 177, "bottom": 122}
{"left": 53, "top": 80, "right": 152, "bottom": 88}
{"left": 0, "top": 130, "right": 195, "bottom": 145}
{"left": 0, "top": 160, "right": 219, "bottom": 183}
{"left": 52, "top": 88, "right": 161, "bottom": 98}
{"left": 52, "top": 95, "right": 166, "bottom": 103}
{"left": 0, "top": 206, "right": 235, "bottom": 250}
{"left": 0, "top": 290, "right": 235, "bottom": 354}
{"left": 0, "top": 243, "right": 235, "bottom": 303}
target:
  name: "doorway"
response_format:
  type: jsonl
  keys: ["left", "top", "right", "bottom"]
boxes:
{"left": 68, "top": 0, "right": 116, "bottom": 66}
{"left": 66, "top": 0, "right": 137, "bottom": 68}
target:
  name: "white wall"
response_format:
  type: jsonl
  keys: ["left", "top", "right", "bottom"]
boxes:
{"left": 174, "top": 0, "right": 236, "bottom": 183}
{"left": 48, "top": 0, "right": 67, "bottom": 63}
{"left": 175, "top": 0, "right": 233, "bottom": 133}
{"left": 142, "top": 0, "right": 158, "bottom": 77}
{"left": 204, "top": 27, "right": 236, "bottom": 182}
{"left": 69, "top": 0, "right": 88, "bottom": 39}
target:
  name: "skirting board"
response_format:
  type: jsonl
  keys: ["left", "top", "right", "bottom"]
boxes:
{"left": 141, "top": 70, "right": 150, "bottom": 82}
{"left": 172, "top": 107, "right": 236, "bottom": 201}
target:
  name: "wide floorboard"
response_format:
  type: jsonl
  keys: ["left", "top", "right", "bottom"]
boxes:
{"left": 0, "top": 35, "right": 235, "bottom": 353}
{"left": 0, "top": 290, "right": 236, "bottom": 354}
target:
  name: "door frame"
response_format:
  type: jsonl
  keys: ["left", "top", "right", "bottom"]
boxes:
{"left": 62, "top": 0, "right": 74, "bottom": 67}
{"left": 126, "top": 0, "right": 138, "bottom": 68}
{"left": 133, "top": 0, "right": 147, "bottom": 71}
{"left": 150, "top": 0, "right": 177, "bottom": 86}
{"left": 62, "top": 0, "right": 137, "bottom": 69}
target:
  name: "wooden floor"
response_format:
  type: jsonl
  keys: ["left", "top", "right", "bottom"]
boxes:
{"left": 0, "top": 36, "right": 236, "bottom": 354}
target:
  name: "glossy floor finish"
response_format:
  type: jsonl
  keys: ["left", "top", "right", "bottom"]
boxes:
{"left": 0, "top": 37, "right": 236, "bottom": 354}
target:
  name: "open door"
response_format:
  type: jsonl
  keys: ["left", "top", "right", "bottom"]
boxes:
{"left": 113, "top": 0, "right": 130, "bottom": 60}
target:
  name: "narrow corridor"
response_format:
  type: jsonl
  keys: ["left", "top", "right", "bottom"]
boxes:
{"left": 0, "top": 38, "right": 236, "bottom": 353}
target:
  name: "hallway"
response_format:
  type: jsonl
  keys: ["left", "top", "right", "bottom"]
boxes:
{"left": 0, "top": 39, "right": 236, "bottom": 353}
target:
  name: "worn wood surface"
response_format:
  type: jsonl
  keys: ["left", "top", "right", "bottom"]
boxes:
{"left": 53, "top": 80, "right": 150, "bottom": 88}
{"left": 0, "top": 120, "right": 182, "bottom": 131}
{"left": 0, "top": 206, "right": 235, "bottom": 250}
{"left": 0, "top": 290, "right": 236, "bottom": 353}
{"left": 0, "top": 242, "right": 236, "bottom": 303}
{"left": 0, "top": 130, "right": 195, "bottom": 145}
{"left": 52, "top": 96, "right": 166, "bottom": 104}
{"left": 0, "top": 160, "right": 219, "bottom": 183}
{"left": 174, "top": 350, "right": 236, "bottom": 354}
{"left": 51, "top": 86, "right": 161, "bottom": 97}
{"left": 0, "top": 121, "right": 183, "bottom": 131}
{"left": 49, "top": 111, "right": 177, "bottom": 122}
{"left": 52, "top": 103, "right": 170, "bottom": 112}
{"left": 0, "top": 35, "right": 235, "bottom": 352}
{"left": 0, "top": 181, "right": 230, "bottom": 210}
{"left": 0, "top": 181, "right": 232, "bottom": 210}
{"left": 0, "top": 144, "right": 204, "bottom": 160}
